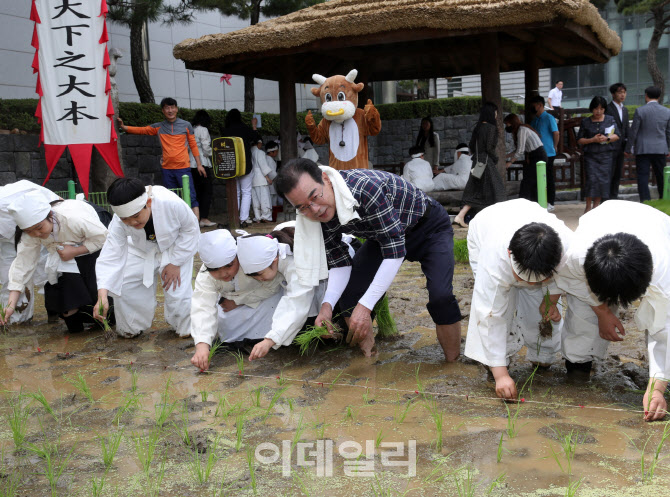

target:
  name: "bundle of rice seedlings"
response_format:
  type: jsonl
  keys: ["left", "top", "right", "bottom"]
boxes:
{"left": 293, "top": 324, "right": 330, "bottom": 356}
{"left": 453, "top": 238, "right": 469, "bottom": 263}
{"left": 374, "top": 295, "right": 398, "bottom": 338}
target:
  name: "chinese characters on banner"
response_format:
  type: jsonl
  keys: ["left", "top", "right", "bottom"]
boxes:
{"left": 31, "top": 0, "right": 123, "bottom": 196}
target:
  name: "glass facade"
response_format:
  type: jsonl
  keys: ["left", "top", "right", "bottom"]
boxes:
{"left": 553, "top": 2, "right": 670, "bottom": 107}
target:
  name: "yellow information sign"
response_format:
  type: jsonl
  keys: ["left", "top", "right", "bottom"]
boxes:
{"left": 212, "top": 136, "right": 246, "bottom": 179}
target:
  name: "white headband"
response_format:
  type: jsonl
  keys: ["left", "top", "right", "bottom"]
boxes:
{"left": 266, "top": 146, "right": 278, "bottom": 152}
{"left": 237, "top": 235, "right": 278, "bottom": 274}
{"left": 111, "top": 192, "right": 148, "bottom": 218}
{"left": 7, "top": 191, "right": 51, "bottom": 230}
{"left": 411, "top": 153, "right": 423, "bottom": 159}
{"left": 456, "top": 146, "right": 470, "bottom": 153}
{"left": 509, "top": 254, "right": 546, "bottom": 283}
{"left": 199, "top": 229, "right": 237, "bottom": 269}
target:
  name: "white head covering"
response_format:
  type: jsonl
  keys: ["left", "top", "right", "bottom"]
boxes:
{"left": 237, "top": 235, "right": 278, "bottom": 274}
{"left": 7, "top": 191, "right": 52, "bottom": 230}
{"left": 456, "top": 146, "right": 470, "bottom": 154}
{"left": 302, "top": 148, "right": 319, "bottom": 163}
{"left": 111, "top": 192, "right": 148, "bottom": 218}
{"left": 198, "top": 229, "right": 237, "bottom": 269}
{"left": 411, "top": 152, "right": 423, "bottom": 159}
{"left": 509, "top": 254, "right": 546, "bottom": 284}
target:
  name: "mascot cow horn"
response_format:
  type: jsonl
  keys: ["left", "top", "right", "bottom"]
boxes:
{"left": 305, "top": 69, "right": 381, "bottom": 170}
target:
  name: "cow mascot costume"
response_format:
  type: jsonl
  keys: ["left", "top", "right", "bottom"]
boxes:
{"left": 305, "top": 69, "right": 381, "bottom": 170}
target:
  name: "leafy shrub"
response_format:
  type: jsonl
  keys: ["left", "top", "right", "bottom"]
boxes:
{"left": 453, "top": 238, "right": 469, "bottom": 263}
{"left": 644, "top": 199, "right": 670, "bottom": 216}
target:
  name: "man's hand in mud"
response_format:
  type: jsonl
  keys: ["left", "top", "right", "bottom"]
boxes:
{"left": 191, "top": 342, "right": 211, "bottom": 371}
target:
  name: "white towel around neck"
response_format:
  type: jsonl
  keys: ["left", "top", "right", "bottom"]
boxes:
{"left": 294, "top": 166, "right": 360, "bottom": 286}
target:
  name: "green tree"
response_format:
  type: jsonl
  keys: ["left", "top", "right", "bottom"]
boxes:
{"left": 107, "top": 0, "right": 195, "bottom": 103}
{"left": 592, "top": 0, "right": 670, "bottom": 102}
{"left": 189, "top": 0, "right": 324, "bottom": 112}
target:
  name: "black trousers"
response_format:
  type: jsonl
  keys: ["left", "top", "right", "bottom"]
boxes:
{"left": 546, "top": 155, "right": 556, "bottom": 205}
{"left": 519, "top": 146, "right": 548, "bottom": 202}
{"left": 193, "top": 167, "right": 214, "bottom": 219}
{"left": 338, "top": 200, "right": 462, "bottom": 326}
{"left": 636, "top": 154, "right": 665, "bottom": 202}
{"left": 609, "top": 149, "right": 625, "bottom": 200}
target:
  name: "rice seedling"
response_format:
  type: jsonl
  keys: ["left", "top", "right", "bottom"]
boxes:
{"left": 246, "top": 446, "right": 258, "bottom": 494}
{"left": 454, "top": 466, "right": 477, "bottom": 497}
{"left": 89, "top": 475, "right": 106, "bottom": 497}
{"left": 0, "top": 449, "right": 21, "bottom": 496}
{"left": 395, "top": 397, "right": 416, "bottom": 425}
{"left": 5, "top": 389, "right": 31, "bottom": 449}
{"left": 189, "top": 435, "right": 220, "bottom": 485}
{"left": 314, "top": 420, "right": 328, "bottom": 439}
{"left": 235, "top": 412, "right": 246, "bottom": 452}
{"left": 375, "top": 429, "right": 385, "bottom": 448}
{"left": 496, "top": 432, "right": 504, "bottom": 463}
{"left": 294, "top": 324, "right": 330, "bottom": 356}
{"left": 415, "top": 365, "right": 425, "bottom": 397}
{"left": 486, "top": 472, "right": 507, "bottom": 495}
{"left": 276, "top": 370, "right": 287, "bottom": 386}
{"left": 143, "top": 455, "right": 166, "bottom": 497}
{"left": 130, "top": 369, "right": 140, "bottom": 394}
{"left": 292, "top": 467, "right": 310, "bottom": 495}
{"left": 291, "top": 413, "right": 306, "bottom": 455}
{"left": 565, "top": 477, "right": 583, "bottom": 497}
{"left": 373, "top": 294, "right": 398, "bottom": 337}
{"left": 264, "top": 387, "right": 288, "bottom": 421}
{"left": 344, "top": 405, "right": 356, "bottom": 422}
{"left": 453, "top": 238, "right": 469, "bottom": 263}
{"left": 0, "top": 302, "right": 10, "bottom": 334}
{"left": 504, "top": 401, "right": 522, "bottom": 439}
{"left": 132, "top": 428, "right": 161, "bottom": 474}
{"left": 230, "top": 351, "right": 245, "bottom": 376}
{"left": 370, "top": 474, "right": 392, "bottom": 497}
{"left": 287, "top": 398, "right": 295, "bottom": 412}
{"left": 249, "top": 387, "right": 263, "bottom": 408}
{"left": 26, "top": 389, "right": 56, "bottom": 421}
{"left": 425, "top": 398, "right": 444, "bottom": 452}
{"left": 39, "top": 439, "right": 76, "bottom": 497}
{"left": 154, "top": 376, "right": 177, "bottom": 429}
{"left": 329, "top": 369, "right": 346, "bottom": 389}
{"left": 206, "top": 340, "right": 226, "bottom": 369}
{"left": 215, "top": 395, "right": 242, "bottom": 419}
{"left": 174, "top": 401, "right": 192, "bottom": 446}
{"left": 548, "top": 429, "right": 580, "bottom": 475}
{"left": 423, "top": 455, "right": 452, "bottom": 483}
{"left": 626, "top": 421, "right": 670, "bottom": 482}
{"left": 99, "top": 429, "right": 123, "bottom": 469}
{"left": 113, "top": 392, "right": 140, "bottom": 425}
{"left": 95, "top": 300, "right": 114, "bottom": 338}
{"left": 362, "top": 380, "right": 372, "bottom": 404}
{"left": 65, "top": 372, "right": 95, "bottom": 404}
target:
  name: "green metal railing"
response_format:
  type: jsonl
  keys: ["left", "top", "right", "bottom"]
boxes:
{"left": 55, "top": 175, "right": 191, "bottom": 211}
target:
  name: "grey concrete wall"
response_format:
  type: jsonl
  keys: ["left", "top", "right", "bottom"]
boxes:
{"left": 0, "top": 115, "right": 481, "bottom": 213}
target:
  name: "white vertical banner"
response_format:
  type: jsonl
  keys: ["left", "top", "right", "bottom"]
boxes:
{"left": 36, "top": 0, "right": 109, "bottom": 145}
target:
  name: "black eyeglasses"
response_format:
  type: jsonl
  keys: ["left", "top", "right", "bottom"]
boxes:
{"left": 296, "top": 186, "right": 324, "bottom": 214}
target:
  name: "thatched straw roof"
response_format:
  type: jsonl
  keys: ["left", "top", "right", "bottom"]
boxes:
{"left": 174, "top": 0, "right": 621, "bottom": 82}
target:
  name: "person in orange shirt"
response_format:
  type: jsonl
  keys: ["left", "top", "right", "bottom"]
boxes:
{"left": 117, "top": 97, "right": 204, "bottom": 219}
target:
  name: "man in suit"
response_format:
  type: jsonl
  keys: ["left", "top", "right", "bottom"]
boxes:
{"left": 626, "top": 86, "right": 670, "bottom": 202}
{"left": 606, "top": 83, "right": 629, "bottom": 200}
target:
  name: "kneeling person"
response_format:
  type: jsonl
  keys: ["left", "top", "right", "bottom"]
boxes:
{"left": 464, "top": 199, "right": 574, "bottom": 400}
{"left": 95, "top": 178, "right": 199, "bottom": 338}
{"left": 554, "top": 200, "right": 670, "bottom": 421}
{"left": 191, "top": 229, "right": 284, "bottom": 371}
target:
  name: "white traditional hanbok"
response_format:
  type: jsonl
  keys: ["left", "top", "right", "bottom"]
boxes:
{"left": 0, "top": 181, "right": 58, "bottom": 323}
{"left": 402, "top": 156, "right": 435, "bottom": 192}
{"left": 433, "top": 153, "right": 471, "bottom": 191}
{"left": 96, "top": 186, "right": 199, "bottom": 338}
{"left": 554, "top": 200, "right": 670, "bottom": 377}
{"left": 237, "top": 236, "right": 327, "bottom": 349}
{"left": 464, "top": 199, "right": 574, "bottom": 367}
{"left": 250, "top": 146, "right": 273, "bottom": 222}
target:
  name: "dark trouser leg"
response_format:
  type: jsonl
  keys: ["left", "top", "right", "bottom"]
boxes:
{"left": 650, "top": 154, "right": 666, "bottom": 199}
{"left": 338, "top": 241, "right": 384, "bottom": 317}
{"left": 193, "top": 167, "right": 214, "bottom": 219}
{"left": 609, "top": 150, "right": 624, "bottom": 200}
{"left": 635, "top": 154, "right": 652, "bottom": 202}
{"left": 546, "top": 155, "right": 556, "bottom": 204}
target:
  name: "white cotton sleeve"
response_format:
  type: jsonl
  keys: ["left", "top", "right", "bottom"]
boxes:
{"left": 322, "top": 266, "right": 352, "bottom": 309}
{"left": 359, "top": 257, "right": 404, "bottom": 310}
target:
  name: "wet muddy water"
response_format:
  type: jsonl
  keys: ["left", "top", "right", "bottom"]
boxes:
{"left": 0, "top": 257, "right": 669, "bottom": 496}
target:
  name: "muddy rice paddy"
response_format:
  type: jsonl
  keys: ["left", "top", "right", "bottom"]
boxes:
{"left": 0, "top": 232, "right": 669, "bottom": 496}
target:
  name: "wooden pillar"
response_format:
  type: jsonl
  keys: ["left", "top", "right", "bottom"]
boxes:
{"left": 279, "top": 62, "right": 298, "bottom": 162}
{"left": 524, "top": 45, "right": 540, "bottom": 125}
{"left": 480, "top": 33, "right": 506, "bottom": 181}
{"left": 225, "top": 179, "right": 239, "bottom": 230}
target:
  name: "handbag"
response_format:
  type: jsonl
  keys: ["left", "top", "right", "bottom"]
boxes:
{"left": 470, "top": 138, "right": 487, "bottom": 179}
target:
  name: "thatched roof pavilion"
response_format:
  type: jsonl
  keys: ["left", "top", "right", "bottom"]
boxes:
{"left": 174, "top": 0, "right": 621, "bottom": 83}
{"left": 174, "top": 0, "right": 621, "bottom": 225}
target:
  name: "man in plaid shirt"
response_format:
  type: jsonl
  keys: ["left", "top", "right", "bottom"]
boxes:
{"left": 275, "top": 159, "right": 462, "bottom": 360}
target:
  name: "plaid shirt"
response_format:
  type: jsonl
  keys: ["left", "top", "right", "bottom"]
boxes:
{"left": 322, "top": 169, "right": 428, "bottom": 268}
